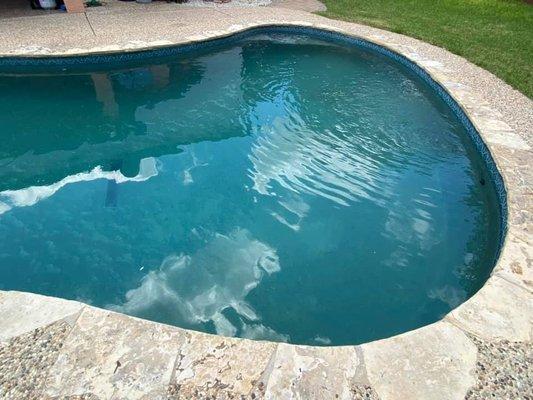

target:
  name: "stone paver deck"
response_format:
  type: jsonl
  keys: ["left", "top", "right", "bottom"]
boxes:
{"left": 0, "top": 2, "right": 531, "bottom": 399}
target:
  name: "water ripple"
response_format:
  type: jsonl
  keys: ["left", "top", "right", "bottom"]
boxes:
{"left": 248, "top": 110, "right": 403, "bottom": 208}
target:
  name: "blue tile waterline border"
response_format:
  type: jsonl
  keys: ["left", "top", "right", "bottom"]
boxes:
{"left": 0, "top": 24, "right": 507, "bottom": 254}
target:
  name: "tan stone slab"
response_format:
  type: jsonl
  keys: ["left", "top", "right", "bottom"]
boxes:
{"left": 362, "top": 321, "right": 477, "bottom": 400}
{"left": 470, "top": 117, "right": 530, "bottom": 151}
{"left": 489, "top": 144, "right": 533, "bottom": 190}
{"left": 483, "top": 129, "right": 530, "bottom": 151}
{"left": 170, "top": 332, "right": 276, "bottom": 399}
{"left": 493, "top": 230, "right": 533, "bottom": 292}
{"left": 263, "top": 344, "right": 365, "bottom": 400}
{"left": 0, "top": 290, "right": 83, "bottom": 343}
{"left": 44, "top": 306, "right": 186, "bottom": 400}
{"left": 447, "top": 276, "right": 533, "bottom": 342}
{"left": 496, "top": 148, "right": 531, "bottom": 172}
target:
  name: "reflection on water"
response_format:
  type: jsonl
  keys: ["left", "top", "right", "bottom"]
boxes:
{"left": 0, "top": 33, "right": 501, "bottom": 345}
{"left": 0, "top": 53, "right": 232, "bottom": 191}
{"left": 112, "top": 228, "right": 281, "bottom": 338}
{"left": 0, "top": 158, "right": 158, "bottom": 215}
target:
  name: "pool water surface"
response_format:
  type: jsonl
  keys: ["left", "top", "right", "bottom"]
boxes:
{"left": 0, "top": 30, "right": 502, "bottom": 345}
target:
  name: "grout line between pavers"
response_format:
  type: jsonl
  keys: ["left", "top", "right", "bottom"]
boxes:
{"left": 167, "top": 334, "right": 189, "bottom": 391}
{"left": 36, "top": 305, "right": 88, "bottom": 398}
{"left": 259, "top": 343, "right": 281, "bottom": 394}
{"left": 84, "top": 12, "right": 97, "bottom": 36}
{"left": 493, "top": 271, "right": 533, "bottom": 294}
{"left": 442, "top": 315, "right": 503, "bottom": 347}
{"left": 212, "top": 7, "right": 233, "bottom": 17}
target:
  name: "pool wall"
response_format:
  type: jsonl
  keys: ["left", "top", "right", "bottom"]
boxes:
{"left": 0, "top": 11, "right": 530, "bottom": 400}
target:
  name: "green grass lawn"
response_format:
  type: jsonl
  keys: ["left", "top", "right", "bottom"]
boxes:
{"left": 320, "top": 0, "right": 533, "bottom": 98}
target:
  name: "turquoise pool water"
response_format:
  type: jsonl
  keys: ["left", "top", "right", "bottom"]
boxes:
{"left": 0, "top": 31, "right": 502, "bottom": 345}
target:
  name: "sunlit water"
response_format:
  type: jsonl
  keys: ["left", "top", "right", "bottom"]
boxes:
{"left": 0, "top": 32, "right": 501, "bottom": 345}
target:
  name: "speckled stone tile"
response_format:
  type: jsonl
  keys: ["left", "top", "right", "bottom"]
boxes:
{"left": 43, "top": 307, "right": 186, "bottom": 400}
{"left": 0, "top": 321, "right": 71, "bottom": 400}
{"left": 86, "top": 8, "right": 233, "bottom": 43}
{"left": 0, "top": 13, "right": 94, "bottom": 55}
{"left": 351, "top": 384, "right": 380, "bottom": 400}
{"left": 465, "top": 335, "right": 533, "bottom": 400}
{"left": 169, "top": 332, "right": 276, "bottom": 399}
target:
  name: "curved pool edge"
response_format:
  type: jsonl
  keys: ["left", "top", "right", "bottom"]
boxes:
{"left": 0, "top": 17, "right": 531, "bottom": 400}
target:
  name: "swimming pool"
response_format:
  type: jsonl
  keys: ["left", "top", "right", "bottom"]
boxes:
{"left": 0, "top": 27, "right": 505, "bottom": 346}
